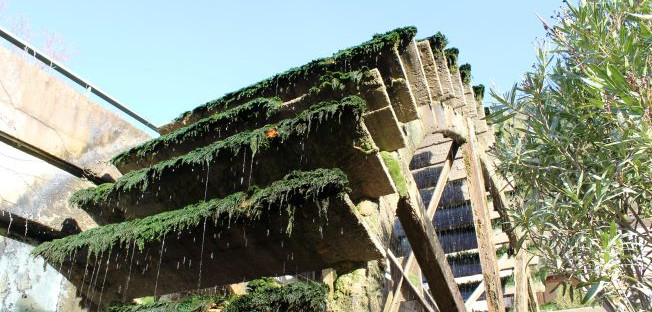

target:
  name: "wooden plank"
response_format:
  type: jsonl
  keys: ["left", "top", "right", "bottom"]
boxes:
{"left": 528, "top": 276, "right": 541, "bottom": 312}
{"left": 0, "top": 130, "right": 110, "bottom": 185}
{"left": 463, "top": 118, "right": 505, "bottom": 312}
{"left": 386, "top": 250, "right": 436, "bottom": 312}
{"left": 389, "top": 143, "right": 456, "bottom": 312}
{"left": 396, "top": 196, "right": 466, "bottom": 312}
{"left": 513, "top": 249, "right": 529, "bottom": 312}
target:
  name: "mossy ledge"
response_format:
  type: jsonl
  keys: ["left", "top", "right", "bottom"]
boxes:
{"left": 444, "top": 47, "right": 459, "bottom": 73}
{"left": 171, "top": 27, "right": 416, "bottom": 125}
{"left": 111, "top": 97, "right": 283, "bottom": 168}
{"left": 35, "top": 168, "right": 350, "bottom": 264}
{"left": 473, "top": 84, "right": 485, "bottom": 102}
{"left": 424, "top": 32, "right": 448, "bottom": 52}
{"left": 379, "top": 151, "right": 408, "bottom": 197}
{"left": 113, "top": 69, "right": 378, "bottom": 172}
{"left": 72, "top": 96, "right": 366, "bottom": 209}
{"left": 459, "top": 63, "right": 472, "bottom": 85}
{"left": 103, "top": 278, "right": 327, "bottom": 312}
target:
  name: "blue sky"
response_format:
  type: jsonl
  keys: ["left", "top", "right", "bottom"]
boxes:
{"left": 0, "top": 1, "right": 563, "bottom": 133}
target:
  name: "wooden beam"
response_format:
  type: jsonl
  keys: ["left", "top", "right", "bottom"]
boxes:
{"left": 513, "top": 249, "right": 529, "bottom": 312}
{"left": 0, "top": 130, "right": 111, "bottom": 185}
{"left": 0, "top": 210, "right": 75, "bottom": 245}
{"left": 463, "top": 118, "right": 505, "bottom": 312}
{"left": 387, "top": 250, "right": 436, "bottom": 312}
{"left": 396, "top": 196, "right": 466, "bottom": 312}
{"left": 388, "top": 143, "right": 457, "bottom": 312}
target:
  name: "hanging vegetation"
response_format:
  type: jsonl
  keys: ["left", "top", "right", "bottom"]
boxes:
{"left": 34, "top": 168, "right": 350, "bottom": 264}
{"left": 111, "top": 97, "right": 284, "bottom": 168}
{"left": 70, "top": 95, "right": 366, "bottom": 212}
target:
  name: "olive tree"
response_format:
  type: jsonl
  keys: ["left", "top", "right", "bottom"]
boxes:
{"left": 489, "top": 0, "right": 652, "bottom": 310}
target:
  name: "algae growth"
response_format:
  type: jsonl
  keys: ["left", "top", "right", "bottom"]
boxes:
{"left": 459, "top": 63, "right": 472, "bottom": 85}
{"left": 111, "top": 97, "right": 283, "bottom": 168}
{"left": 444, "top": 47, "right": 459, "bottom": 73}
{"left": 424, "top": 32, "right": 448, "bottom": 53}
{"left": 379, "top": 151, "right": 408, "bottom": 197}
{"left": 71, "top": 96, "right": 366, "bottom": 211}
{"left": 473, "top": 84, "right": 485, "bottom": 102}
{"left": 35, "top": 168, "right": 350, "bottom": 264}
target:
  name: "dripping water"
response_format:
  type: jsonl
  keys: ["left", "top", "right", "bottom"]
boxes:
{"left": 197, "top": 218, "right": 207, "bottom": 290}
{"left": 153, "top": 233, "right": 166, "bottom": 298}
{"left": 123, "top": 241, "right": 137, "bottom": 302}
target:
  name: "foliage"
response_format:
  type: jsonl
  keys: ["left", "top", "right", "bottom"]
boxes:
{"left": 102, "top": 279, "right": 327, "bottom": 312}
{"left": 459, "top": 63, "right": 472, "bottom": 85}
{"left": 35, "top": 168, "right": 350, "bottom": 264}
{"left": 489, "top": 0, "right": 652, "bottom": 310}
{"left": 225, "top": 279, "right": 327, "bottom": 312}
{"left": 424, "top": 32, "right": 448, "bottom": 52}
{"left": 444, "top": 48, "right": 459, "bottom": 72}
{"left": 473, "top": 84, "right": 485, "bottom": 102}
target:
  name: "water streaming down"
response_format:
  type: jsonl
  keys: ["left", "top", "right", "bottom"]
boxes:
{"left": 122, "top": 241, "right": 137, "bottom": 302}
{"left": 153, "top": 232, "right": 166, "bottom": 298}
{"left": 196, "top": 161, "right": 211, "bottom": 290}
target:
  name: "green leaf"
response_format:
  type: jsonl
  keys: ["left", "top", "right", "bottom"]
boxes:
{"left": 582, "top": 281, "right": 605, "bottom": 304}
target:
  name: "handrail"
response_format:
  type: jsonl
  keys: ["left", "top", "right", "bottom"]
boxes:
{"left": 0, "top": 25, "right": 160, "bottom": 134}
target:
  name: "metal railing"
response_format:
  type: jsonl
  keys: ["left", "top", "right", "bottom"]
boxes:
{"left": 0, "top": 25, "right": 160, "bottom": 134}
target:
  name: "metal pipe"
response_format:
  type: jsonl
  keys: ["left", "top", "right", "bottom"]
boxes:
{"left": 0, "top": 25, "right": 160, "bottom": 134}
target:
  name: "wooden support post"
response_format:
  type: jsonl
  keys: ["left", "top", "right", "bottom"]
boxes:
{"left": 386, "top": 251, "right": 436, "bottom": 312}
{"left": 387, "top": 144, "right": 457, "bottom": 312}
{"left": 463, "top": 118, "right": 505, "bottom": 312}
{"left": 528, "top": 276, "right": 541, "bottom": 312}
{"left": 513, "top": 249, "right": 529, "bottom": 312}
{"left": 396, "top": 196, "right": 466, "bottom": 312}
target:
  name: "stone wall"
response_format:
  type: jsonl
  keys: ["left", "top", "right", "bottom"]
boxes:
{"left": 0, "top": 44, "right": 149, "bottom": 311}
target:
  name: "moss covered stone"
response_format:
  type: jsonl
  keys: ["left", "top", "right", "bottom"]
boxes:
{"left": 35, "top": 168, "right": 350, "bottom": 264}
{"left": 379, "top": 151, "right": 408, "bottom": 197}
{"left": 425, "top": 32, "right": 448, "bottom": 52}
{"left": 444, "top": 47, "right": 459, "bottom": 73}
{"left": 172, "top": 27, "right": 416, "bottom": 125}
{"left": 72, "top": 96, "right": 366, "bottom": 211}
{"left": 111, "top": 97, "right": 283, "bottom": 168}
{"left": 459, "top": 63, "right": 472, "bottom": 85}
{"left": 473, "top": 84, "right": 485, "bottom": 102}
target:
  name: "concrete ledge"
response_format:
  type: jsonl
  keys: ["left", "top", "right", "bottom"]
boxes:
{"left": 53, "top": 194, "right": 384, "bottom": 307}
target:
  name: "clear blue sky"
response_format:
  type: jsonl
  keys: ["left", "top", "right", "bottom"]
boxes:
{"left": 0, "top": 1, "right": 563, "bottom": 133}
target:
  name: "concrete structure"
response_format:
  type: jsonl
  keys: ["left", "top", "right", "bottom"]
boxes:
{"left": 0, "top": 42, "right": 148, "bottom": 311}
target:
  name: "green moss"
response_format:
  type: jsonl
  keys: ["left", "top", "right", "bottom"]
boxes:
{"left": 73, "top": 96, "right": 366, "bottom": 203}
{"left": 103, "top": 279, "right": 327, "bottom": 312}
{"left": 111, "top": 97, "right": 283, "bottom": 167}
{"left": 379, "top": 151, "right": 408, "bottom": 197}
{"left": 68, "top": 183, "right": 113, "bottom": 210}
{"left": 105, "top": 294, "right": 225, "bottom": 312}
{"left": 425, "top": 32, "right": 448, "bottom": 52}
{"left": 444, "top": 47, "right": 459, "bottom": 72}
{"left": 35, "top": 168, "right": 350, "bottom": 264}
{"left": 226, "top": 279, "right": 327, "bottom": 312}
{"left": 473, "top": 84, "right": 485, "bottom": 102}
{"left": 459, "top": 63, "right": 471, "bottom": 85}
{"left": 173, "top": 27, "right": 416, "bottom": 123}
